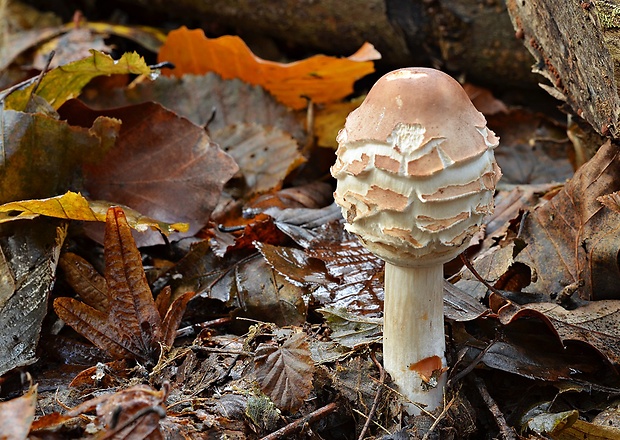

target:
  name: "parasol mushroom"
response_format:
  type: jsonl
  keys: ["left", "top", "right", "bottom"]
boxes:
{"left": 331, "top": 67, "right": 501, "bottom": 414}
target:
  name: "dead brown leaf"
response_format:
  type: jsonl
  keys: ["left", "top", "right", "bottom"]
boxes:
{"left": 66, "top": 384, "right": 167, "bottom": 439}
{"left": 54, "top": 207, "right": 192, "bottom": 363}
{"left": 517, "top": 139, "right": 620, "bottom": 300}
{"left": 497, "top": 297, "right": 620, "bottom": 365}
{"left": 58, "top": 99, "right": 239, "bottom": 246}
{"left": 0, "top": 383, "right": 37, "bottom": 440}
{"left": 254, "top": 332, "right": 315, "bottom": 412}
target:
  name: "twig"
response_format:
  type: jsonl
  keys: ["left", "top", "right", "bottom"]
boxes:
{"left": 473, "top": 375, "right": 518, "bottom": 440}
{"left": 460, "top": 253, "right": 503, "bottom": 296}
{"left": 358, "top": 351, "right": 386, "bottom": 440}
{"left": 259, "top": 402, "right": 338, "bottom": 440}
{"left": 421, "top": 394, "right": 457, "bottom": 440}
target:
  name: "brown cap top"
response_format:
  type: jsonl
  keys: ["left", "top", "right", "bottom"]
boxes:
{"left": 339, "top": 68, "right": 495, "bottom": 171}
{"left": 331, "top": 68, "right": 501, "bottom": 267}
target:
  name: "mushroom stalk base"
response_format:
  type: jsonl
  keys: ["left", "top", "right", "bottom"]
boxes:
{"left": 383, "top": 262, "right": 447, "bottom": 415}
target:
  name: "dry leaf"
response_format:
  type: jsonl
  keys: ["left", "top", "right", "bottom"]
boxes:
{"left": 214, "top": 123, "right": 305, "bottom": 194}
{"left": 158, "top": 27, "right": 379, "bottom": 109}
{"left": 498, "top": 298, "right": 620, "bottom": 365}
{"left": 83, "top": 73, "right": 306, "bottom": 143}
{"left": 5, "top": 50, "right": 152, "bottom": 111}
{"left": 54, "top": 207, "right": 191, "bottom": 363}
{"left": 67, "top": 384, "right": 167, "bottom": 438}
{"left": 0, "top": 383, "right": 37, "bottom": 440}
{"left": 0, "top": 109, "right": 120, "bottom": 204}
{"left": 0, "top": 191, "right": 188, "bottom": 234}
{"left": 58, "top": 99, "right": 238, "bottom": 246}
{"left": 517, "top": 139, "right": 620, "bottom": 300}
{"left": 254, "top": 332, "right": 315, "bottom": 412}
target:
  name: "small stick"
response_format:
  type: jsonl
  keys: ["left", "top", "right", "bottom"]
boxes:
{"left": 358, "top": 351, "right": 386, "bottom": 440}
{"left": 259, "top": 402, "right": 338, "bottom": 440}
{"left": 473, "top": 375, "right": 518, "bottom": 440}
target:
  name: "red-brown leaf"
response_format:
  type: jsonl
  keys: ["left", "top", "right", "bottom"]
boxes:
{"left": 254, "top": 332, "right": 315, "bottom": 412}
{"left": 105, "top": 207, "right": 163, "bottom": 359}
{"left": 161, "top": 290, "right": 195, "bottom": 347}
{"left": 53, "top": 297, "right": 140, "bottom": 360}
{"left": 59, "top": 252, "right": 108, "bottom": 312}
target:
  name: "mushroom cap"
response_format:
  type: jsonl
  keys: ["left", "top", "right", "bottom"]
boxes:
{"left": 331, "top": 68, "right": 501, "bottom": 267}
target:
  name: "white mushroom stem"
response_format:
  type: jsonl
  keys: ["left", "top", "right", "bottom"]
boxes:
{"left": 384, "top": 262, "right": 447, "bottom": 415}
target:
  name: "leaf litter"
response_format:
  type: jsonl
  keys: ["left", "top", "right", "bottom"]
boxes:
{"left": 3, "top": 8, "right": 620, "bottom": 439}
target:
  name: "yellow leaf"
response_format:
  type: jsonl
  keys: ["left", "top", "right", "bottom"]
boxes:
{"left": 314, "top": 97, "right": 365, "bottom": 149}
{"left": 157, "top": 27, "right": 380, "bottom": 109}
{"left": 5, "top": 50, "right": 152, "bottom": 111}
{"left": 0, "top": 191, "right": 189, "bottom": 234}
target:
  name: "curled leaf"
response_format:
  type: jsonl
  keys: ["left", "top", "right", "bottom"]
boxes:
{"left": 158, "top": 27, "right": 379, "bottom": 109}
{"left": 0, "top": 191, "right": 189, "bottom": 234}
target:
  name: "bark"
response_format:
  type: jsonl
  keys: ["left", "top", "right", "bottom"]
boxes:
{"left": 506, "top": 0, "right": 620, "bottom": 138}
{"left": 97, "top": 0, "right": 537, "bottom": 89}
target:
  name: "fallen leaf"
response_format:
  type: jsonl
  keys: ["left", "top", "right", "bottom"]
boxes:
{"left": 158, "top": 27, "right": 380, "bottom": 109}
{"left": 498, "top": 298, "right": 620, "bottom": 365}
{"left": 0, "top": 383, "right": 37, "bottom": 440}
{"left": 5, "top": 50, "right": 152, "bottom": 111}
{"left": 254, "top": 332, "right": 315, "bottom": 412}
{"left": 314, "top": 97, "right": 365, "bottom": 149}
{"left": 517, "top": 139, "right": 620, "bottom": 300}
{"left": 66, "top": 384, "right": 167, "bottom": 438}
{"left": 82, "top": 73, "right": 306, "bottom": 143}
{"left": 58, "top": 99, "right": 238, "bottom": 246}
{"left": 318, "top": 307, "right": 382, "bottom": 349}
{"left": 215, "top": 123, "right": 305, "bottom": 194}
{"left": 0, "top": 220, "right": 65, "bottom": 376}
{"left": 0, "top": 109, "right": 120, "bottom": 204}
{"left": 54, "top": 207, "right": 191, "bottom": 363}
{"left": 491, "top": 108, "right": 573, "bottom": 185}
{"left": 0, "top": 191, "right": 188, "bottom": 234}
{"left": 31, "top": 15, "right": 109, "bottom": 70}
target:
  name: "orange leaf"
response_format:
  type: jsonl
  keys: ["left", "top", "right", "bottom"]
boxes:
{"left": 158, "top": 27, "right": 380, "bottom": 109}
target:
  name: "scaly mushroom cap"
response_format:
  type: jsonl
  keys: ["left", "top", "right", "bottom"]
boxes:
{"left": 332, "top": 68, "right": 501, "bottom": 267}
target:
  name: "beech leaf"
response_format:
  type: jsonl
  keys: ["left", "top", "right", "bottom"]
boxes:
{"left": 254, "top": 332, "right": 315, "bottom": 412}
{"left": 498, "top": 299, "right": 620, "bottom": 365}
{"left": 0, "top": 110, "right": 120, "bottom": 204}
{"left": 158, "top": 27, "right": 379, "bottom": 109}
{"left": 0, "top": 191, "right": 189, "bottom": 234}
{"left": 215, "top": 123, "right": 305, "bottom": 194}
{"left": 5, "top": 50, "right": 152, "bottom": 111}
{"left": 58, "top": 99, "right": 238, "bottom": 246}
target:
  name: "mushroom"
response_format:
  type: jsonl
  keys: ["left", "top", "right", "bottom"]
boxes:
{"left": 331, "top": 68, "right": 501, "bottom": 414}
